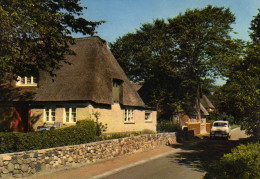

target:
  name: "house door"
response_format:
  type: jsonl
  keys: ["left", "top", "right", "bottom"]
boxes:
{"left": 13, "top": 103, "right": 31, "bottom": 132}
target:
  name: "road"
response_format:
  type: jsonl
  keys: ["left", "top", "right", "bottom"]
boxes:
{"left": 95, "top": 128, "right": 248, "bottom": 179}
{"left": 97, "top": 151, "right": 205, "bottom": 179}
{"left": 229, "top": 127, "right": 248, "bottom": 140}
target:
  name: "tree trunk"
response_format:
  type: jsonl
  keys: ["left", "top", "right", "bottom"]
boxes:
{"left": 196, "top": 85, "right": 201, "bottom": 122}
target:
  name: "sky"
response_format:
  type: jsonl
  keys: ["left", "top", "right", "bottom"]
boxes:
{"left": 74, "top": 0, "right": 260, "bottom": 85}
{"left": 74, "top": 0, "right": 260, "bottom": 43}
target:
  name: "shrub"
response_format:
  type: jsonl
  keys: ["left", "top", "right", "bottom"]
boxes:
{"left": 87, "top": 111, "right": 107, "bottom": 136}
{"left": 103, "top": 133, "right": 130, "bottom": 140}
{"left": 0, "top": 132, "right": 16, "bottom": 153}
{"left": 205, "top": 142, "right": 260, "bottom": 179}
{"left": 102, "top": 131, "right": 140, "bottom": 140}
{"left": 207, "top": 111, "right": 234, "bottom": 123}
{"left": 157, "top": 120, "right": 180, "bottom": 133}
{"left": 141, "top": 129, "right": 156, "bottom": 134}
{"left": 0, "top": 120, "right": 105, "bottom": 154}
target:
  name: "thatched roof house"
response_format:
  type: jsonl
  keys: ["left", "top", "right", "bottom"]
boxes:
{"left": 0, "top": 37, "right": 157, "bottom": 133}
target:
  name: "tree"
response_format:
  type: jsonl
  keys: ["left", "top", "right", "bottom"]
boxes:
{"left": 0, "top": 0, "right": 104, "bottom": 77}
{"left": 214, "top": 10, "right": 260, "bottom": 138}
{"left": 110, "top": 5, "right": 239, "bottom": 119}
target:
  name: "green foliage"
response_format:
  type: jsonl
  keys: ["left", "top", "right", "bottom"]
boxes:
{"left": 0, "top": 0, "right": 104, "bottom": 77}
{"left": 214, "top": 9, "right": 260, "bottom": 138}
{"left": 88, "top": 111, "right": 107, "bottom": 136}
{"left": 141, "top": 129, "right": 156, "bottom": 134}
{"left": 102, "top": 131, "right": 140, "bottom": 140}
{"left": 0, "top": 120, "right": 105, "bottom": 154}
{"left": 205, "top": 142, "right": 260, "bottom": 179}
{"left": 157, "top": 121, "right": 180, "bottom": 133}
{"left": 110, "top": 5, "right": 239, "bottom": 119}
{"left": 207, "top": 111, "right": 234, "bottom": 123}
{"left": 0, "top": 132, "right": 16, "bottom": 153}
{"left": 0, "top": 107, "right": 13, "bottom": 132}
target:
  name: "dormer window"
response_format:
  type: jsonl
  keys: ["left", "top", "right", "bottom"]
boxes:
{"left": 112, "top": 79, "right": 122, "bottom": 103}
{"left": 16, "top": 76, "right": 37, "bottom": 86}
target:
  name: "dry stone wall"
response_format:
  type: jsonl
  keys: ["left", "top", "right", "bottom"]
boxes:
{"left": 0, "top": 132, "right": 176, "bottom": 178}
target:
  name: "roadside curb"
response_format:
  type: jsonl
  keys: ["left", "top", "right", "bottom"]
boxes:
{"left": 89, "top": 148, "right": 181, "bottom": 179}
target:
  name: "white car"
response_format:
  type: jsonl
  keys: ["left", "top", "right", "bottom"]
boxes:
{"left": 210, "top": 121, "right": 231, "bottom": 140}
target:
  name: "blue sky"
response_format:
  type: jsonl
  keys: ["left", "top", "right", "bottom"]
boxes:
{"left": 74, "top": 0, "right": 260, "bottom": 43}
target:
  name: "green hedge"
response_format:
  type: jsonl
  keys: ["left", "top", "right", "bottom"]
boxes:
{"left": 205, "top": 142, "right": 260, "bottom": 179}
{"left": 0, "top": 120, "right": 102, "bottom": 154}
{"left": 157, "top": 121, "right": 180, "bottom": 133}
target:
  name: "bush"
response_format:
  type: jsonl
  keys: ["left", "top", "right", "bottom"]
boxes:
{"left": 141, "top": 129, "right": 156, "bottom": 134}
{"left": 0, "top": 120, "right": 104, "bottom": 154}
{"left": 102, "top": 131, "right": 140, "bottom": 140}
{"left": 207, "top": 111, "right": 234, "bottom": 123}
{"left": 205, "top": 142, "right": 260, "bottom": 179}
{"left": 157, "top": 120, "right": 180, "bottom": 133}
{"left": 0, "top": 132, "right": 16, "bottom": 153}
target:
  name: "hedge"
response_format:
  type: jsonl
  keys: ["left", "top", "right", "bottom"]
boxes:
{"left": 0, "top": 120, "right": 102, "bottom": 154}
{"left": 205, "top": 142, "right": 260, "bottom": 179}
{"left": 157, "top": 120, "right": 180, "bottom": 133}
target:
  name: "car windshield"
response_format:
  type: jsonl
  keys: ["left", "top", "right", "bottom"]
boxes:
{"left": 214, "top": 122, "right": 227, "bottom": 127}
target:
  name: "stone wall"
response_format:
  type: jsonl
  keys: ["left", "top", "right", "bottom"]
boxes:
{"left": 0, "top": 132, "right": 176, "bottom": 178}
{"left": 176, "top": 130, "right": 195, "bottom": 142}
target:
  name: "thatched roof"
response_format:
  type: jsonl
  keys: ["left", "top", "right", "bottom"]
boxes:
{"left": 201, "top": 95, "right": 215, "bottom": 109}
{"left": 1, "top": 37, "right": 145, "bottom": 107}
{"left": 132, "top": 84, "right": 142, "bottom": 92}
{"left": 200, "top": 103, "right": 209, "bottom": 116}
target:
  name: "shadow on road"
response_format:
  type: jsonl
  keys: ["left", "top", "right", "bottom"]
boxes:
{"left": 166, "top": 136, "right": 253, "bottom": 172}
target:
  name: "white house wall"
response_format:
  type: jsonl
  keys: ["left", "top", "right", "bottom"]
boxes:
{"left": 30, "top": 103, "right": 157, "bottom": 133}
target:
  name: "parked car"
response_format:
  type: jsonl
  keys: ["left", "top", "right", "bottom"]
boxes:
{"left": 210, "top": 120, "right": 231, "bottom": 140}
{"left": 37, "top": 122, "right": 61, "bottom": 131}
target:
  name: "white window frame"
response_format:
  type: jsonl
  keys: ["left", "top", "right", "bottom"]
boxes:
{"left": 124, "top": 108, "right": 134, "bottom": 123}
{"left": 16, "top": 76, "right": 37, "bottom": 86}
{"left": 145, "top": 111, "right": 152, "bottom": 122}
{"left": 64, "top": 107, "right": 77, "bottom": 123}
{"left": 44, "top": 107, "right": 56, "bottom": 122}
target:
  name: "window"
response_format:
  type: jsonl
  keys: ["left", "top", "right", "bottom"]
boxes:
{"left": 65, "top": 107, "right": 77, "bottom": 123}
{"left": 213, "top": 122, "right": 227, "bottom": 127}
{"left": 124, "top": 108, "right": 134, "bottom": 123}
{"left": 16, "top": 76, "right": 37, "bottom": 86}
{"left": 112, "top": 79, "right": 122, "bottom": 103}
{"left": 145, "top": 111, "right": 152, "bottom": 122}
{"left": 44, "top": 107, "right": 56, "bottom": 122}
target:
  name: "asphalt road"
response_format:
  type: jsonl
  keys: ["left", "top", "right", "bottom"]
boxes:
{"left": 100, "top": 153, "right": 205, "bottom": 179}
{"left": 98, "top": 128, "right": 248, "bottom": 179}
{"left": 229, "top": 127, "right": 248, "bottom": 140}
